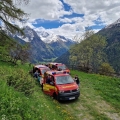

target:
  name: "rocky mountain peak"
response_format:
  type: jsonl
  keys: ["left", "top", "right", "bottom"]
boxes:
{"left": 9, "top": 26, "right": 75, "bottom": 63}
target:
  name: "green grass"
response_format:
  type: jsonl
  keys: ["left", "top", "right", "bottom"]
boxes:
{"left": 0, "top": 61, "right": 120, "bottom": 120}
{"left": 71, "top": 70, "right": 120, "bottom": 110}
{"left": 70, "top": 70, "right": 120, "bottom": 119}
{"left": 0, "top": 61, "right": 75, "bottom": 120}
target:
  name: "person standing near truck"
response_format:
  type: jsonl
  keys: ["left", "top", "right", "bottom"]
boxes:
{"left": 33, "top": 69, "right": 39, "bottom": 78}
{"left": 74, "top": 75, "right": 80, "bottom": 86}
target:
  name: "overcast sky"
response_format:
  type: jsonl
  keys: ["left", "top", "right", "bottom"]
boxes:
{"left": 17, "top": 0, "right": 120, "bottom": 40}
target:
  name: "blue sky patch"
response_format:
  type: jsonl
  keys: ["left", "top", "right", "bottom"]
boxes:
{"left": 61, "top": 13, "right": 84, "bottom": 19}
{"left": 32, "top": 19, "right": 63, "bottom": 29}
{"left": 60, "top": 0, "right": 72, "bottom": 11}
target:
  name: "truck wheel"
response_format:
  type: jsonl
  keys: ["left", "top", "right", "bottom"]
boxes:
{"left": 53, "top": 93, "right": 58, "bottom": 100}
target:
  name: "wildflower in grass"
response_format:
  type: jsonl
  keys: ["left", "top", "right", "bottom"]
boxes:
{"left": 53, "top": 99, "right": 58, "bottom": 103}
{"left": 62, "top": 110, "right": 67, "bottom": 113}
{"left": 56, "top": 106, "right": 60, "bottom": 109}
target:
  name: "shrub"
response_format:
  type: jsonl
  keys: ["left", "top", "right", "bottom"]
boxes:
{"left": 7, "top": 69, "right": 35, "bottom": 96}
{"left": 99, "top": 62, "right": 115, "bottom": 76}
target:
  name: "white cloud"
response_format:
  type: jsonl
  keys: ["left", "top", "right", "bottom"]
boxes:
{"left": 35, "top": 23, "right": 85, "bottom": 40}
{"left": 19, "top": 0, "right": 72, "bottom": 20}
{"left": 64, "top": 0, "right": 120, "bottom": 23}
{"left": 17, "top": 0, "right": 120, "bottom": 41}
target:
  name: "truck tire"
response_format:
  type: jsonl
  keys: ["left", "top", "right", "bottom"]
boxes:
{"left": 53, "top": 93, "right": 58, "bottom": 100}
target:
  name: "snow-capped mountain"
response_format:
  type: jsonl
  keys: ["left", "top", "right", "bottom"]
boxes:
{"left": 36, "top": 30, "right": 74, "bottom": 44}
{"left": 16, "top": 26, "right": 37, "bottom": 42}
{"left": 10, "top": 26, "right": 75, "bottom": 62}
{"left": 36, "top": 31, "right": 49, "bottom": 38}
{"left": 10, "top": 26, "right": 56, "bottom": 62}
{"left": 36, "top": 30, "right": 76, "bottom": 56}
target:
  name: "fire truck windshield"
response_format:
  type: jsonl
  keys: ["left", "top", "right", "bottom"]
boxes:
{"left": 57, "top": 65, "right": 67, "bottom": 70}
{"left": 41, "top": 68, "right": 50, "bottom": 74}
{"left": 55, "top": 75, "right": 74, "bottom": 85}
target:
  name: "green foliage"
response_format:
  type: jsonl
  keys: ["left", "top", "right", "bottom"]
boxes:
{"left": 99, "top": 62, "right": 115, "bottom": 76}
{"left": 0, "top": 81, "right": 32, "bottom": 120}
{"left": 0, "top": 37, "right": 16, "bottom": 61}
{"left": 0, "top": 0, "right": 29, "bottom": 35}
{"left": 56, "top": 26, "right": 120, "bottom": 73}
{"left": 0, "top": 36, "right": 30, "bottom": 64}
{"left": 0, "top": 61, "right": 75, "bottom": 120}
{"left": 0, "top": 61, "right": 120, "bottom": 119}
{"left": 98, "top": 25, "right": 120, "bottom": 72}
{"left": 82, "top": 28, "right": 95, "bottom": 40}
{"left": 7, "top": 69, "right": 35, "bottom": 96}
{"left": 9, "top": 43, "right": 31, "bottom": 64}
{"left": 0, "top": 0, "right": 31, "bottom": 64}
{"left": 106, "top": 42, "right": 120, "bottom": 72}
{"left": 69, "top": 30, "right": 107, "bottom": 73}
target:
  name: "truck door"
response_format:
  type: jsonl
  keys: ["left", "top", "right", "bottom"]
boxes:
{"left": 43, "top": 75, "right": 55, "bottom": 96}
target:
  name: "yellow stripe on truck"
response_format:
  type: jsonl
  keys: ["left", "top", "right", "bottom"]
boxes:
{"left": 43, "top": 87, "right": 50, "bottom": 91}
{"left": 43, "top": 84, "right": 56, "bottom": 91}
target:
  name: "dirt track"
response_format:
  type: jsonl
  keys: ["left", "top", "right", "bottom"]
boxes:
{"left": 60, "top": 83, "right": 120, "bottom": 120}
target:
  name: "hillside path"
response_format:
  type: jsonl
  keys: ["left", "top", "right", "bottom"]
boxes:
{"left": 60, "top": 83, "right": 120, "bottom": 120}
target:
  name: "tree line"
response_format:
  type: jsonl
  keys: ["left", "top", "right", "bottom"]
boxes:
{"left": 69, "top": 29, "right": 115, "bottom": 76}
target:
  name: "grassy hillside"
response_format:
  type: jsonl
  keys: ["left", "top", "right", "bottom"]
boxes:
{"left": 0, "top": 61, "right": 120, "bottom": 120}
{"left": 69, "top": 70, "right": 120, "bottom": 120}
{"left": 0, "top": 61, "right": 75, "bottom": 120}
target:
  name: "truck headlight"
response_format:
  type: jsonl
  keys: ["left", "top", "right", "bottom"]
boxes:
{"left": 59, "top": 90, "right": 64, "bottom": 93}
{"left": 77, "top": 88, "right": 79, "bottom": 91}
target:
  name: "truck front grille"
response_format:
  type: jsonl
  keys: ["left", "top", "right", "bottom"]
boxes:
{"left": 64, "top": 89, "right": 77, "bottom": 93}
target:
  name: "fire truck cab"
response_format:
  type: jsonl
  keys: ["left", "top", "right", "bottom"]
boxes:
{"left": 42, "top": 71, "right": 80, "bottom": 101}
{"left": 48, "top": 63, "right": 70, "bottom": 73}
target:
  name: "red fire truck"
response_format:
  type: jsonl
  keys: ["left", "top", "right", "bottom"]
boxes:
{"left": 42, "top": 71, "right": 80, "bottom": 101}
{"left": 48, "top": 63, "right": 70, "bottom": 73}
{"left": 33, "top": 65, "right": 50, "bottom": 84}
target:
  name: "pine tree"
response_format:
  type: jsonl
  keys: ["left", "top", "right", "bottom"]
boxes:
{"left": 0, "top": 0, "right": 30, "bottom": 63}
{"left": 0, "top": 0, "right": 29, "bottom": 37}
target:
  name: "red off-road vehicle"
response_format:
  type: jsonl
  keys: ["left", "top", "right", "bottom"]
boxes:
{"left": 33, "top": 65, "right": 50, "bottom": 84}
{"left": 42, "top": 71, "right": 80, "bottom": 101}
{"left": 48, "top": 63, "right": 70, "bottom": 73}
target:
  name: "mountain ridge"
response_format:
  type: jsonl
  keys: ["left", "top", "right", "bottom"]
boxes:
{"left": 10, "top": 26, "right": 75, "bottom": 62}
{"left": 55, "top": 18, "right": 120, "bottom": 72}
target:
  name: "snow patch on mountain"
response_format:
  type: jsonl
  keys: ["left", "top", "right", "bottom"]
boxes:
{"left": 42, "top": 34, "right": 67, "bottom": 43}
{"left": 17, "top": 35, "right": 30, "bottom": 42}
{"left": 14, "top": 26, "right": 75, "bottom": 44}
{"left": 16, "top": 26, "right": 36, "bottom": 42}
{"left": 36, "top": 30, "right": 74, "bottom": 43}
